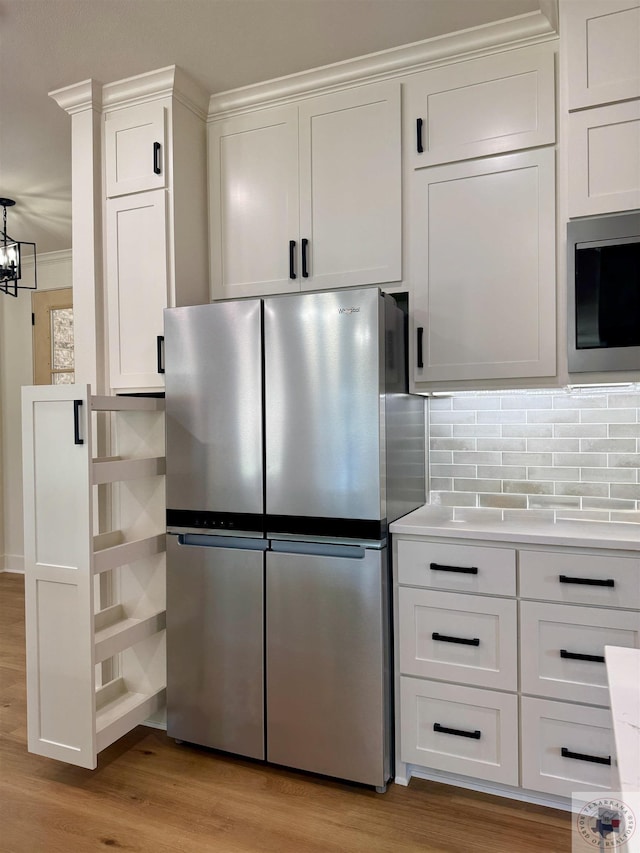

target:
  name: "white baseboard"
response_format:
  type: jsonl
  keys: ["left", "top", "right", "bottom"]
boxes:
{"left": 2, "top": 554, "right": 25, "bottom": 574}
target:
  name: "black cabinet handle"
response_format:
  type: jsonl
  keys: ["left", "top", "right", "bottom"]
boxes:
{"left": 559, "top": 574, "right": 614, "bottom": 587}
{"left": 561, "top": 747, "right": 611, "bottom": 766}
{"left": 430, "top": 562, "right": 478, "bottom": 575}
{"left": 289, "top": 240, "right": 297, "bottom": 280}
{"left": 301, "top": 238, "right": 309, "bottom": 278}
{"left": 157, "top": 335, "right": 165, "bottom": 374}
{"left": 153, "top": 142, "right": 162, "bottom": 175}
{"left": 560, "top": 649, "right": 605, "bottom": 663}
{"left": 416, "top": 117, "right": 424, "bottom": 154}
{"left": 434, "top": 723, "right": 481, "bottom": 740}
{"left": 432, "top": 632, "right": 480, "bottom": 647}
{"left": 417, "top": 326, "right": 424, "bottom": 369}
{"left": 73, "top": 399, "right": 84, "bottom": 446}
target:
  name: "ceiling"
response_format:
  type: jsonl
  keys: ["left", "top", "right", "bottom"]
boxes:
{"left": 0, "top": 0, "right": 544, "bottom": 255}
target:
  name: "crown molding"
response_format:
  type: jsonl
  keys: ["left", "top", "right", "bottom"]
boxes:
{"left": 102, "top": 65, "right": 209, "bottom": 119}
{"left": 49, "top": 80, "right": 102, "bottom": 115}
{"left": 208, "top": 10, "right": 558, "bottom": 119}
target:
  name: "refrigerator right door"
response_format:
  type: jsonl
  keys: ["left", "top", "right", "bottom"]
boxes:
{"left": 264, "top": 288, "right": 383, "bottom": 528}
{"left": 265, "top": 542, "right": 390, "bottom": 787}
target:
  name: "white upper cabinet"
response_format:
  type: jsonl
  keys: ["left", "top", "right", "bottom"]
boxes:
{"left": 105, "top": 102, "right": 167, "bottom": 197}
{"left": 410, "top": 149, "right": 556, "bottom": 385}
{"left": 405, "top": 45, "right": 556, "bottom": 169}
{"left": 565, "top": 0, "right": 640, "bottom": 110}
{"left": 209, "top": 107, "right": 300, "bottom": 299}
{"left": 568, "top": 100, "right": 640, "bottom": 216}
{"left": 209, "top": 80, "right": 401, "bottom": 300}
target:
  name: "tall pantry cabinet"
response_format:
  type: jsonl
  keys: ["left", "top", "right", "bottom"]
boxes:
{"left": 102, "top": 67, "right": 210, "bottom": 391}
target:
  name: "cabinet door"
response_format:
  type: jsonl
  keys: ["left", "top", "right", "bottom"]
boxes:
{"left": 298, "top": 81, "right": 401, "bottom": 290}
{"left": 105, "top": 102, "right": 167, "bottom": 197}
{"left": 565, "top": 0, "right": 640, "bottom": 110}
{"left": 568, "top": 101, "right": 640, "bottom": 217}
{"left": 208, "top": 107, "right": 300, "bottom": 299}
{"left": 405, "top": 46, "right": 555, "bottom": 169}
{"left": 410, "top": 149, "right": 556, "bottom": 385}
{"left": 106, "top": 190, "right": 168, "bottom": 389}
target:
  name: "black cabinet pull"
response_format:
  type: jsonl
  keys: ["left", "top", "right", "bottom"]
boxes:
{"left": 432, "top": 632, "right": 480, "bottom": 646}
{"left": 416, "top": 117, "right": 424, "bottom": 154}
{"left": 559, "top": 574, "right": 614, "bottom": 587}
{"left": 153, "top": 142, "right": 162, "bottom": 175}
{"left": 289, "top": 240, "right": 297, "bottom": 280}
{"left": 430, "top": 562, "right": 478, "bottom": 575}
{"left": 73, "top": 399, "right": 84, "bottom": 446}
{"left": 417, "top": 326, "right": 424, "bottom": 369}
{"left": 560, "top": 649, "right": 605, "bottom": 663}
{"left": 561, "top": 747, "right": 611, "bottom": 766}
{"left": 301, "top": 238, "right": 309, "bottom": 278}
{"left": 434, "top": 723, "right": 481, "bottom": 740}
{"left": 157, "top": 335, "right": 165, "bottom": 374}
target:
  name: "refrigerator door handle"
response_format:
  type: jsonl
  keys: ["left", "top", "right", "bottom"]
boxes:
{"left": 270, "top": 539, "right": 365, "bottom": 560}
{"left": 177, "top": 534, "right": 269, "bottom": 551}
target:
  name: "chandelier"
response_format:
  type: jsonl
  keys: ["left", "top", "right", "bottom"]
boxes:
{"left": 0, "top": 198, "right": 37, "bottom": 297}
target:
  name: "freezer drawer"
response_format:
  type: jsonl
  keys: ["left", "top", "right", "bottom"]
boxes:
{"left": 266, "top": 543, "right": 390, "bottom": 787}
{"left": 166, "top": 535, "right": 265, "bottom": 759}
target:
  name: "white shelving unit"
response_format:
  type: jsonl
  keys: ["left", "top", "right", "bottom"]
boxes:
{"left": 22, "top": 385, "right": 166, "bottom": 769}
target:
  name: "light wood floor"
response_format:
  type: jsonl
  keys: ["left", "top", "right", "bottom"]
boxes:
{"left": 0, "top": 572, "right": 572, "bottom": 852}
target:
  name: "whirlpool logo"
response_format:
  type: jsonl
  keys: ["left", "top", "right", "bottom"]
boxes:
{"left": 338, "top": 307, "right": 360, "bottom": 314}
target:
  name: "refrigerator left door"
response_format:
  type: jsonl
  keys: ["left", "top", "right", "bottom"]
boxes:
{"left": 164, "top": 300, "right": 264, "bottom": 532}
{"left": 166, "top": 535, "right": 265, "bottom": 760}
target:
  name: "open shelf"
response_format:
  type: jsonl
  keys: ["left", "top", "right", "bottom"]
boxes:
{"left": 94, "top": 604, "right": 166, "bottom": 663}
{"left": 95, "top": 678, "right": 166, "bottom": 753}
{"left": 92, "top": 455, "right": 166, "bottom": 484}
{"left": 93, "top": 532, "right": 166, "bottom": 574}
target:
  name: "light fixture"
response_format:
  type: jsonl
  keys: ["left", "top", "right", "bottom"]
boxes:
{"left": 0, "top": 198, "right": 37, "bottom": 297}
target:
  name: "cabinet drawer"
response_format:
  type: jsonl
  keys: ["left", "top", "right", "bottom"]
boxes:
{"left": 519, "top": 549, "right": 640, "bottom": 609}
{"left": 399, "top": 588, "right": 517, "bottom": 691}
{"left": 397, "top": 540, "right": 516, "bottom": 595}
{"left": 521, "top": 697, "right": 616, "bottom": 798}
{"left": 520, "top": 601, "right": 640, "bottom": 705}
{"left": 400, "top": 676, "right": 518, "bottom": 785}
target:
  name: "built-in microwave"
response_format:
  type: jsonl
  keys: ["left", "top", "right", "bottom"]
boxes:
{"left": 568, "top": 211, "right": 640, "bottom": 373}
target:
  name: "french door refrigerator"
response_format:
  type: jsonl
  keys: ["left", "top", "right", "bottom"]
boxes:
{"left": 164, "top": 287, "right": 425, "bottom": 789}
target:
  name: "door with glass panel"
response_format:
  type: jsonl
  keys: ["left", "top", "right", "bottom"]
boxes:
{"left": 32, "top": 288, "right": 74, "bottom": 384}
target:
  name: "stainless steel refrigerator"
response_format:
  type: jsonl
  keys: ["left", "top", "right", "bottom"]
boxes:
{"left": 164, "top": 287, "right": 425, "bottom": 789}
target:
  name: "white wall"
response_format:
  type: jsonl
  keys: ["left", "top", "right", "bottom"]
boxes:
{"left": 0, "top": 250, "right": 72, "bottom": 572}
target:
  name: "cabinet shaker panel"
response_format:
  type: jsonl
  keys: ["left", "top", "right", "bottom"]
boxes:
{"left": 565, "top": 0, "right": 640, "bottom": 109}
{"left": 105, "top": 102, "right": 167, "bottom": 197}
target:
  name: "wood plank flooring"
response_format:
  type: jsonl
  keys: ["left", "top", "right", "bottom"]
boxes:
{"left": 0, "top": 572, "right": 572, "bottom": 852}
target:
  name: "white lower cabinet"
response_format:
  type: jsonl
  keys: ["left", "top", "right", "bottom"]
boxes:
{"left": 394, "top": 534, "right": 638, "bottom": 805}
{"left": 401, "top": 677, "right": 519, "bottom": 785}
{"left": 520, "top": 697, "right": 616, "bottom": 798}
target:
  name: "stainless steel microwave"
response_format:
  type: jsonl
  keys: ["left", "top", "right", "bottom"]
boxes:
{"left": 568, "top": 211, "right": 640, "bottom": 373}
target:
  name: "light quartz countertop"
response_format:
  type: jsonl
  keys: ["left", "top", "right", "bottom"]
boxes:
{"left": 389, "top": 505, "right": 640, "bottom": 551}
{"left": 605, "top": 646, "right": 640, "bottom": 795}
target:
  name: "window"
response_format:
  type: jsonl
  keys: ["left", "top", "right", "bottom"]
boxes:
{"left": 32, "top": 288, "right": 74, "bottom": 385}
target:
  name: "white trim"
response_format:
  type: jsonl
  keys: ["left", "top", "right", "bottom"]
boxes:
{"left": 208, "top": 11, "right": 557, "bottom": 119}
{"left": 49, "top": 80, "right": 102, "bottom": 115}
{"left": 3, "top": 554, "right": 25, "bottom": 574}
{"left": 21, "top": 249, "right": 72, "bottom": 270}
{"left": 401, "top": 764, "right": 573, "bottom": 811}
{"left": 102, "top": 65, "right": 209, "bottom": 118}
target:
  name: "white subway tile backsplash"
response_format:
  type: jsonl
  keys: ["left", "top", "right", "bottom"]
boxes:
{"left": 427, "top": 388, "right": 640, "bottom": 518}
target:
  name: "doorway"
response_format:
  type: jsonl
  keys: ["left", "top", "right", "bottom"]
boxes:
{"left": 32, "top": 288, "right": 74, "bottom": 385}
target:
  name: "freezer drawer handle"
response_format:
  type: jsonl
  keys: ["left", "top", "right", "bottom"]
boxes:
{"left": 560, "top": 649, "right": 605, "bottom": 663}
{"left": 301, "top": 238, "right": 309, "bottom": 278}
{"left": 434, "top": 723, "right": 481, "bottom": 740}
{"left": 561, "top": 747, "right": 611, "bottom": 766}
{"left": 416, "top": 117, "right": 424, "bottom": 154}
{"left": 559, "top": 574, "right": 614, "bottom": 587}
{"left": 153, "top": 142, "right": 162, "bottom": 175}
{"left": 430, "top": 562, "right": 478, "bottom": 575}
{"left": 157, "top": 335, "right": 165, "bottom": 374}
{"left": 73, "top": 399, "right": 84, "bottom": 445}
{"left": 432, "top": 632, "right": 480, "bottom": 647}
{"left": 289, "top": 240, "right": 297, "bottom": 279}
